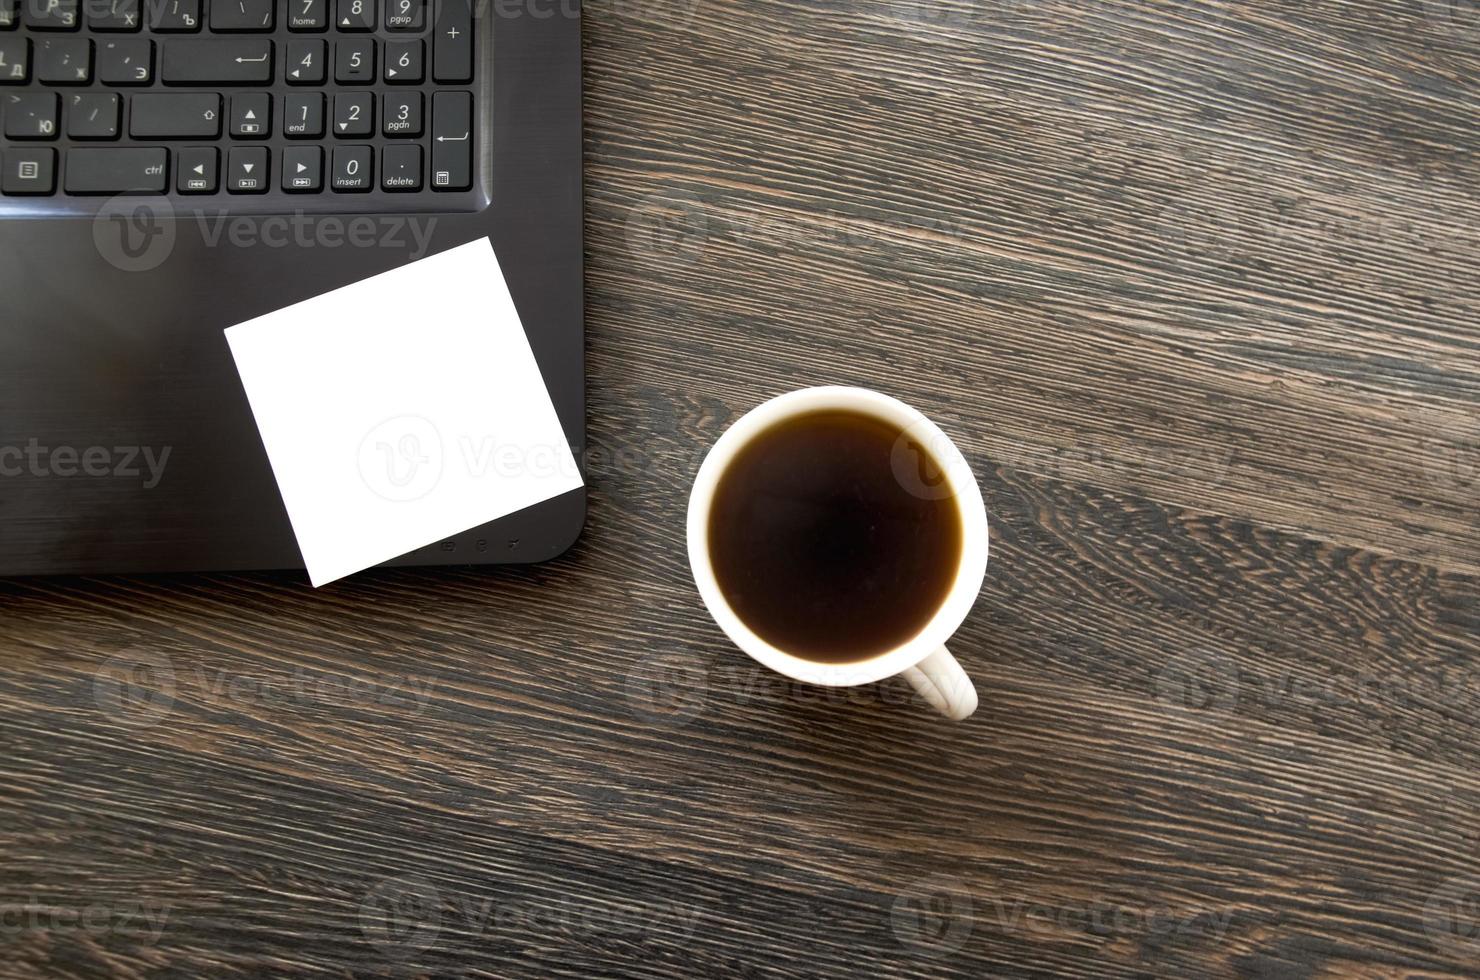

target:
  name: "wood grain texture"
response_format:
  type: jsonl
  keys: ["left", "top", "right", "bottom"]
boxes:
{"left": 2, "top": 0, "right": 1479, "bottom": 977}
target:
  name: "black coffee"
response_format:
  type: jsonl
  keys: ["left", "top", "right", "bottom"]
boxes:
{"left": 707, "top": 410, "right": 963, "bottom": 663}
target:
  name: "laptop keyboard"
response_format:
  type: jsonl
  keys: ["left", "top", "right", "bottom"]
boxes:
{"left": 0, "top": 0, "right": 480, "bottom": 207}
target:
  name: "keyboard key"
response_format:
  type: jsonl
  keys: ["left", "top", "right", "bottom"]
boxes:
{"left": 23, "top": 0, "right": 79, "bottom": 30}
{"left": 2, "top": 146, "right": 54, "bottom": 194}
{"left": 431, "top": 89, "right": 469, "bottom": 190}
{"left": 330, "top": 144, "right": 370, "bottom": 191}
{"left": 334, "top": 37, "right": 372, "bottom": 83}
{"left": 0, "top": 35, "right": 28, "bottom": 82}
{"left": 96, "top": 37, "right": 150, "bottom": 83}
{"left": 176, "top": 145, "right": 216, "bottom": 192}
{"left": 281, "top": 144, "right": 320, "bottom": 191}
{"left": 335, "top": 0, "right": 372, "bottom": 29}
{"left": 287, "top": 0, "right": 326, "bottom": 30}
{"left": 63, "top": 146, "right": 166, "bottom": 193}
{"left": 89, "top": 0, "right": 140, "bottom": 30}
{"left": 383, "top": 38, "right": 420, "bottom": 83}
{"left": 229, "top": 91, "right": 267, "bottom": 136}
{"left": 36, "top": 37, "right": 89, "bottom": 83}
{"left": 380, "top": 142, "right": 418, "bottom": 190}
{"left": 432, "top": 0, "right": 470, "bottom": 83}
{"left": 0, "top": 0, "right": 16, "bottom": 28}
{"left": 282, "top": 91, "right": 321, "bottom": 136}
{"left": 3, "top": 91, "right": 57, "bottom": 138}
{"left": 284, "top": 38, "right": 323, "bottom": 83}
{"left": 381, "top": 90, "right": 418, "bottom": 136}
{"left": 226, "top": 144, "right": 266, "bottom": 192}
{"left": 65, "top": 91, "right": 118, "bottom": 137}
{"left": 332, "top": 91, "right": 370, "bottom": 136}
{"left": 149, "top": 0, "right": 198, "bottom": 31}
{"left": 384, "top": 0, "right": 420, "bottom": 29}
{"left": 161, "top": 38, "right": 271, "bottom": 84}
{"left": 130, "top": 91, "right": 218, "bottom": 138}
{"left": 210, "top": 0, "right": 272, "bottom": 30}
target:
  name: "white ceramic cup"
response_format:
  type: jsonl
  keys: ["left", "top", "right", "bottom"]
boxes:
{"left": 686, "top": 386, "right": 989, "bottom": 721}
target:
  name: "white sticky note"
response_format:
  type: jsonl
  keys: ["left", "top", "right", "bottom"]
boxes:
{"left": 225, "top": 238, "right": 583, "bottom": 587}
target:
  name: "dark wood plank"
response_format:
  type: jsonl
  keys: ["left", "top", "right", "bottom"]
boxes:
{"left": 2, "top": 0, "right": 1478, "bottom": 977}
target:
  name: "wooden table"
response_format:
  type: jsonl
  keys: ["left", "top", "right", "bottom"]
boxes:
{"left": 3, "top": 1, "right": 1478, "bottom": 976}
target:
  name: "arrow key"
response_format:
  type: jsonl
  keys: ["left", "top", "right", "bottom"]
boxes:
{"left": 227, "top": 145, "right": 267, "bottom": 193}
{"left": 332, "top": 91, "right": 372, "bottom": 137}
{"left": 176, "top": 145, "right": 217, "bottom": 193}
{"left": 282, "top": 144, "right": 321, "bottom": 192}
{"left": 229, "top": 91, "right": 268, "bottom": 138}
{"left": 383, "top": 38, "right": 420, "bottom": 83}
{"left": 284, "top": 38, "right": 323, "bottom": 84}
{"left": 335, "top": 0, "right": 374, "bottom": 30}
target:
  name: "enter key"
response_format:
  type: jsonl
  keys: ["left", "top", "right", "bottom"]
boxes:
{"left": 430, "top": 90, "right": 470, "bottom": 191}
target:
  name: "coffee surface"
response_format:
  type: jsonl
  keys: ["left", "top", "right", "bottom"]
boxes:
{"left": 707, "top": 410, "right": 963, "bottom": 663}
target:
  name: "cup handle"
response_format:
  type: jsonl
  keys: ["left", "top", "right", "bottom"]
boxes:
{"left": 900, "top": 646, "right": 978, "bottom": 721}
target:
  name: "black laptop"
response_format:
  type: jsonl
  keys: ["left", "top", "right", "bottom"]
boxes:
{"left": 0, "top": 0, "right": 584, "bottom": 576}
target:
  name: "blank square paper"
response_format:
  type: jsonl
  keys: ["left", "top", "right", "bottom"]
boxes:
{"left": 225, "top": 239, "right": 583, "bottom": 587}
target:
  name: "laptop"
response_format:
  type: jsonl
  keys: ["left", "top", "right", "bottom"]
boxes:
{"left": 0, "top": 0, "right": 585, "bottom": 576}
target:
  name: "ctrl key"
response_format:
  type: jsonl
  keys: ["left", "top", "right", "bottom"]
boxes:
{"left": 2, "top": 148, "right": 56, "bottom": 195}
{"left": 64, "top": 148, "right": 167, "bottom": 195}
